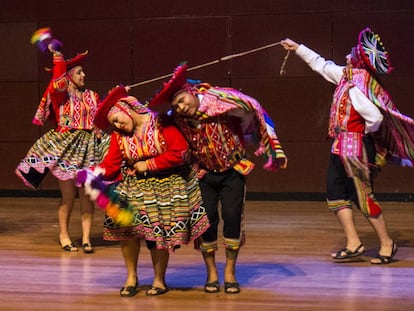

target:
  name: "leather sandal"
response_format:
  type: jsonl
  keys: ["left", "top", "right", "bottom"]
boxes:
{"left": 224, "top": 282, "right": 240, "bottom": 294}
{"left": 120, "top": 285, "right": 138, "bottom": 297}
{"left": 60, "top": 242, "right": 78, "bottom": 252}
{"left": 145, "top": 286, "right": 169, "bottom": 296}
{"left": 120, "top": 279, "right": 139, "bottom": 297}
{"left": 332, "top": 244, "right": 364, "bottom": 259}
{"left": 370, "top": 241, "right": 398, "bottom": 264}
{"left": 204, "top": 280, "right": 220, "bottom": 293}
{"left": 82, "top": 243, "right": 94, "bottom": 254}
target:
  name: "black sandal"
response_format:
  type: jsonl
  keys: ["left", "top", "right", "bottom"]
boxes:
{"left": 371, "top": 242, "right": 398, "bottom": 265}
{"left": 60, "top": 242, "right": 78, "bottom": 252}
{"left": 120, "top": 278, "right": 138, "bottom": 297}
{"left": 145, "top": 286, "right": 169, "bottom": 296}
{"left": 332, "top": 244, "right": 364, "bottom": 259}
{"left": 120, "top": 284, "right": 138, "bottom": 297}
{"left": 82, "top": 243, "right": 94, "bottom": 254}
{"left": 204, "top": 280, "right": 220, "bottom": 293}
{"left": 224, "top": 282, "right": 240, "bottom": 294}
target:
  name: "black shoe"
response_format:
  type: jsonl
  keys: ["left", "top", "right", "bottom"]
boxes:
{"left": 370, "top": 242, "right": 398, "bottom": 264}
{"left": 145, "top": 286, "right": 169, "bottom": 296}
{"left": 82, "top": 243, "right": 94, "bottom": 254}
{"left": 332, "top": 244, "right": 364, "bottom": 259}
{"left": 224, "top": 282, "right": 240, "bottom": 294}
{"left": 204, "top": 280, "right": 220, "bottom": 293}
{"left": 120, "top": 283, "right": 138, "bottom": 297}
{"left": 60, "top": 242, "right": 78, "bottom": 252}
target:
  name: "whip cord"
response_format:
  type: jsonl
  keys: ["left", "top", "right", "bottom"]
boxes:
{"left": 128, "top": 41, "right": 289, "bottom": 88}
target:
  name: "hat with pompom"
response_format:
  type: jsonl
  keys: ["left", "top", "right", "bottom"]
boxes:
{"left": 350, "top": 27, "right": 392, "bottom": 74}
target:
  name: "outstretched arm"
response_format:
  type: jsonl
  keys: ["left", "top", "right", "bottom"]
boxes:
{"left": 281, "top": 38, "right": 344, "bottom": 84}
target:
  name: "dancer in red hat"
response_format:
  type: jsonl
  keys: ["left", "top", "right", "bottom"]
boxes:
{"left": 281, "top": 28, "right": 414, "bottom": 264}
{"left": 83, "top": 85, "right": 209, "bottom": 297}
{"left": 148, "top": 64, "right": 287, "bottom": 294}
{"left": 16, "top": 28, "right": 109, "bottom": 253}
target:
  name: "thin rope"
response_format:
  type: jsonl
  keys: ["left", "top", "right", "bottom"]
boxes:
{"left": 128, "top": 41, "right": 285, "bottom": 88}
{"left": 279, "top": 50, "right": 291, "bottom": 75}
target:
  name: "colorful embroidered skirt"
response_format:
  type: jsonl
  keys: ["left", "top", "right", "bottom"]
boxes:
{"left": 103, "top": 168, "right": 210, "bottom": 251}
{"left": 15, "top": 128, "right": 109, "bottom": 189}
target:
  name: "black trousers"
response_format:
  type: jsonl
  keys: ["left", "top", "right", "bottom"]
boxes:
{"left": 199, "top": 169, "right": 245, "bottom": 242}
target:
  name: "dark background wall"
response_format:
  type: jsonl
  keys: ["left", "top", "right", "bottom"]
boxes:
{"left": 2, "top": 0, "right": 414, "bottom": 197}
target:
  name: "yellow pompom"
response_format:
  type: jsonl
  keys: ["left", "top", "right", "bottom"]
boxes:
{"left": 115, "top": 210, "right": 134, "bottom": 226}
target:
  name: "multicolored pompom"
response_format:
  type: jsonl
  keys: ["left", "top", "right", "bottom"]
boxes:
{"left": 30, "top": 27, "right": 63, "bottom": 54}
{"left": 76, "top": 168, "right": 134, "bottom": 226}
{"left": 30, "top": 27, "right": 52, "bottom": 44}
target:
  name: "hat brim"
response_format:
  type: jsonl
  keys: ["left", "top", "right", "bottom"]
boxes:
{"left": 147, "top": 63, "right": 188, "bottom": 112}
{"left": 44, "top": 50, "right": 88, "bottom": 73}
{"left": 66, "top": 50, "right": 88, "bottom": 70}
{"left": 95, "top": 86, "right": 128, "bottom": 130}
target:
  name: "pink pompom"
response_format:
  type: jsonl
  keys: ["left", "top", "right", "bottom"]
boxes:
{"left": 96, "top": 192, "right": 110, "bottom": 209}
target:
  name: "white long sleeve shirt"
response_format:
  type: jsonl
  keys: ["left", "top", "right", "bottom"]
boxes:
{"left": 295, "top": 44, "right": 383, "bottom": 133}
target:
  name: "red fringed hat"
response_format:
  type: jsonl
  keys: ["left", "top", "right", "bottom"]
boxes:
{"left": 95, "top": 86, "right": 129, "bottom": 129}
{"left": 350, "top": 27, "right": 392, "bottom": 74}
{"left": 45, "top": 50, "right": 89, "bottom": 73}
{"left": 148, "top": 63, "right": 188, "bottom": 112}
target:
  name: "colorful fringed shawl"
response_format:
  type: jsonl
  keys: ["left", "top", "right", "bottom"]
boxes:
{"left": 188, "top": 84, "right": 287, "bottom": 173}
{"left": 352, "top": 69, "right": 414, "bottom": 165}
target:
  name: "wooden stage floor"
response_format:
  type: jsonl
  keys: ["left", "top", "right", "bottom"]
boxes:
{"left": 1, "top": 197, "right": 414, "bottom": 311}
